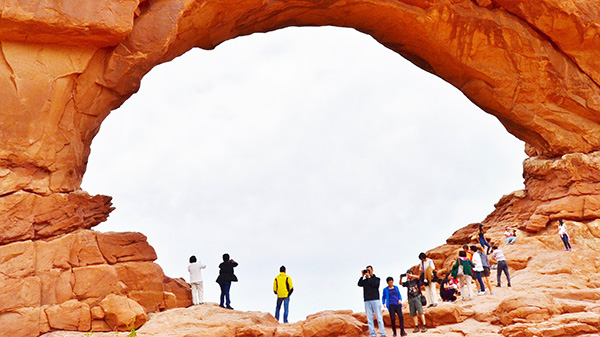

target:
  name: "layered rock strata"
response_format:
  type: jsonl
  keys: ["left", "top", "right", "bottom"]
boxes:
{"left": 2, "top": 0, "right": 600, "bottom": 336}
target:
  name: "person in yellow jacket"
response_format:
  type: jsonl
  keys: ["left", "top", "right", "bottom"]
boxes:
{"left": 273, "top": 265, "right": 294, "bottom": 323}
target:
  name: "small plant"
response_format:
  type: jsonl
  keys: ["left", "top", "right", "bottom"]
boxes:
{"left": 83, "top": 330, "right": 94, "bottom": 337}
{"left": 125, "top": 317, "right": 137, "bottom": 337}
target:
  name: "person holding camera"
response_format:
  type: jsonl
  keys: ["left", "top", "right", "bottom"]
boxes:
{"left": 216, "top": 253, "right": 238, "bottom": 309}
{"left": 358, "top": 265, "right": 386, "bottom": 337}
{"left": 400, "top": 270, "right": 428, "bottom": 333}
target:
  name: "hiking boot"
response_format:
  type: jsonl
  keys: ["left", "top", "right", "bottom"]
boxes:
{"left": 421, "top": 325, "right": 428, "bottom": 333}
{"left": 400, "top": 331, "right": 408, "bottom": 336}
{"left": 413, "top": 327, "right": 420, "bottom": 333}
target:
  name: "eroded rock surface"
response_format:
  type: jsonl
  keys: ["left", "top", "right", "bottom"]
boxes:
{"left": 2, "top": 0, "right": 600, "bottom": 336}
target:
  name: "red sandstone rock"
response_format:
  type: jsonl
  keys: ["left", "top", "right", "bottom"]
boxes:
{"left": 5, "top": 0, "right": 600, "bottom": 336}
{"left": 99, "top": 294, "right": 147, "bottom": 331}
{"left": 96, "top": 232, "right": 157, "bottom": 264}
{"left": 44, "top": 300, "right": 91, "bottom": 331}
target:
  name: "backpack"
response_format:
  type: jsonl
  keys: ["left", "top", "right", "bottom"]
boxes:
{"left": 457, "top": 260, "right": 465, "bottom": 276}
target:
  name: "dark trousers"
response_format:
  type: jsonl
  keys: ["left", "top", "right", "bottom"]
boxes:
{"left": 496, "top": 260, "right": 511, "bottom": 286}
{"left": 561, "top": 234, "right": 572, "bottom": 250}
{"left": 219, "top": 281, "right": 232, "bottom": 307}
{"left": 388, "top": 304, "right": 405, "bottom": 334}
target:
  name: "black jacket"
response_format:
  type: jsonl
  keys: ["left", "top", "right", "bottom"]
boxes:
{"left": 216, "top": 260, "right": 238, "bottom": 283}
{"left": 358, "top": 275, "right": 381, "bottom": 301}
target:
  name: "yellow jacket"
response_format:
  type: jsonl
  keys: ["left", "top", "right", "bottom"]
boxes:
{"left": 273, "top": 272, "right": 294, "bottom": 298}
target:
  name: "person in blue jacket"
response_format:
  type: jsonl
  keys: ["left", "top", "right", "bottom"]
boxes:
{"left": 382, "top": 277, "right": 407, "bottom": 337}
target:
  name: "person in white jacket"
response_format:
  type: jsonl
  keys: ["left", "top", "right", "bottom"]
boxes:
{"left": 470, "top": 245, "right": 486, "bottom": 295}
{"left": 188, "top": 255, "right": 207, "bottom": 305}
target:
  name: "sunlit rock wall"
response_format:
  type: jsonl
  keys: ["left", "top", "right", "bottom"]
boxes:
{"left": 1, "top": 0, "right": 600, "bottom": 335}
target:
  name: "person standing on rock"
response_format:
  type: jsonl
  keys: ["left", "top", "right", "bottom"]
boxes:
{"left": 188, "top": 255, "right": 207, "bottom": 305}
{"left": 476, "top": 246, "right": 493, "bottom": 295}
{"left": 490, "top": 246, "right": 511, "bottom": 287}
{"left": 382, "top": 276, "right": 407, "bottom": 337}
{"left": 478, "top": 223, "right": 492, "bottom": 254}
{"left": 418, "top": 252, "right": 438, "bottom": 307}
{"left": 470, "top": 245, "right": 485, "bottom": 295}
{"left": 400, "top": 270, "right": 428, "bottom": 333}
{"left": 451, "top": 250, "right": 475, "bottom": 301}
{"left": 358, "top": 265, "right": 387, "bottom": 337}
{"left": 558, "top": 219, "right": 572, "bottom": 251}
{"left": 216, "top": 253, "right": 238, "bottom": 309}
{"left": 273, "top": 265, "right": 294, "bottom": 323}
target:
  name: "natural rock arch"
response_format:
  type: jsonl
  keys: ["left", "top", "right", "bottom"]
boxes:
{"left": 2, "top": 0, "right": 600, "bottom": 335}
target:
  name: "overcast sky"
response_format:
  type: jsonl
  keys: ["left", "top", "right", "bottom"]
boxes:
{"left": 81, "top": 26, "right": 526, "bottom": 322}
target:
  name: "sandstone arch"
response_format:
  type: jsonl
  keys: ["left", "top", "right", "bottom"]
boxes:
{"left": 2, "top": 0, "right": 600, "bottom": 335}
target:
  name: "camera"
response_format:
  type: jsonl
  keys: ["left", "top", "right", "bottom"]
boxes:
{"left": 362, "top": 269, "right": 368, "bottom": 274}
{"left": 400, "top": 273, "right": 407, "bottom": 278}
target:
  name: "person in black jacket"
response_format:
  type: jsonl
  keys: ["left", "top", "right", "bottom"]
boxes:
{"left": 216, "top": 253, "right": 238, "bottom": 309}
{"left": 358, "top": 265, "right": 387, "bottom": 337}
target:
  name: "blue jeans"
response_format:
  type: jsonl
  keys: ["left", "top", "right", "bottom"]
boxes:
{"left": 365, "top": 300, "right": 386, "bottom": 337}
{"left": 275, "top": 297, "right": 290, "bottom": 323}
{"left": 219, "top": 281, "right": 232, "bottom": 307}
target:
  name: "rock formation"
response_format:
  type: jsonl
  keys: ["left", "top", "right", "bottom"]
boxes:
{"left": 2, "top": 0, "right": 600, "bottom": 336}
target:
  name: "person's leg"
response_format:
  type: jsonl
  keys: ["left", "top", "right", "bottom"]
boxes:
{"left": 465, "top": 275, "right": 473, "bottom": 300}
{"left": 191, "top": 283, "right": 199, "bottom": 305}
{"left": 566, "top": 235, "right": 572, "bottom": 249}
{"left": 199, "top": 281, "right": 204, "bottom": 303}
{"left": 409, "top": 299, "right": 419, "bottom": 333}
{"left": 476, "top": 272, "right": 485, "bottom": 293}
{"left": 224, "top": 281, "right": 232, "bottom": 308}
{"left": 283, "top": 297, "right": 290, "bottom": 323}
{"left": 275, "top": 297, "right": 283, "bottom": 321}
{"left": 218, "top": 282, "right": 226, "bottom": 307}
{"left": 398, "top": 305, "right": 406, "bottom": 335}
{"left": 426, "top": 283, "right": 437, "bottom": 306}
{"left": 502, "top": 262, "right": 512, "bottom": 286}
{"left": 497, "top": 264, "right": 502, "bottom": 287}
{"left": 365, "top": 301, "right": 376, "bottom": 337}
{"left": 389, "top": 305, "right": 397, "bottom": 335}
{"left": 415, "top": 300, "right": 426, "bottom": 332}
{"left": 374, "top": 300, "right": 386, "bottom": 336}
{"left": 484, "top": 275, "right": 492, "bottom": 294}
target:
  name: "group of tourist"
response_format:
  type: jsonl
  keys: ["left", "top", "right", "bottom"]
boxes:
{"left": 187, "top": 253, "right": 295, "bottom": 323}
{"left": 187, "top": 253, "right": 240, "bottom": 309}
{"left": 184, "top": 219, "right": 574, "bottom": 337}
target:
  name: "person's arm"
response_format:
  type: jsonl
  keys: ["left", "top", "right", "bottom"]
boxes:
{"left": 381, "top": 287, "right": 388, "bottom": 307}
{"left": 287, "top": 276, "right": 294, "bottom": 296}
{"left": 273, "top": 278, "right": 278, "bottom": 295}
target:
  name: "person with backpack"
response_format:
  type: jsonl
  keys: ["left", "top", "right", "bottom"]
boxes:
{"left": 451, "top": 250, "right": 475, "bottom": 301}
{"left": 273, "top": 265, "right": 294, "bottom": 323}
{"left": 418, "top": 252, "right": 438, "bottom": 307}
{"left": 476, "top": 246, "right": 493, "bottom": 295}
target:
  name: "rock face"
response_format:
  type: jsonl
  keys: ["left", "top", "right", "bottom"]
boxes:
{"left": 2, "top": 0, "right": 600, "bottom": 336}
